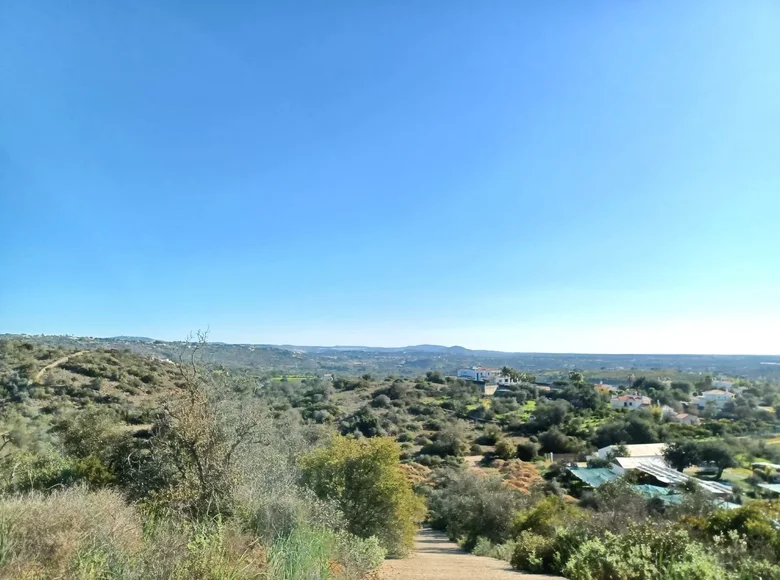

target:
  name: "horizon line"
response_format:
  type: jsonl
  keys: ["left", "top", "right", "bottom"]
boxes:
{"left": 3, "top": 332, "right": 779, "bottom": 358}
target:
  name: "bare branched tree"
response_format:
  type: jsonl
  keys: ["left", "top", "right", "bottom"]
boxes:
{"left": 150, "top": 330, "right": 269, "bottom": 519}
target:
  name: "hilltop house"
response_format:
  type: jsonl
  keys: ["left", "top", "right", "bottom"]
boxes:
{"left": 457, "top": 366, "right": 519, "bottom": 386}
{"left": 457, "top": 366, "right": 498, "bottom": 382}
{"left": 610, "top": 393, "right": 652, "bottom": 410}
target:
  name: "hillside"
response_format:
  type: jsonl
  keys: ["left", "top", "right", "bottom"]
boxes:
{"left": 0, "top": 339, "right": 183, "bottom": 452}
{"left": 4, "top": 334, "right": 780, "bottom": 380}
{"left": 4, "top": 336, "right": 780, "bottom": 578}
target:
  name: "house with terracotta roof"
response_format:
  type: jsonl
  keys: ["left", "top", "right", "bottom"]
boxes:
{"left": 610, "top": 393, "right": 651, "bottom": 410}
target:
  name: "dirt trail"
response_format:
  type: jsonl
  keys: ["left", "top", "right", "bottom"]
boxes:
{"left": 377, "top": 529, "right": 557, "bottom": 580}
{"left": 34, "top": 351, "right": 87, "bottom": 381}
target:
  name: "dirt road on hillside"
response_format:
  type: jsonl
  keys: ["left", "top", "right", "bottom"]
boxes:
{"left": 376, "top": 529, "right": 557, "bottom": 580}
{"left": 34, "top": 351, "right": 87, "bottom": 381}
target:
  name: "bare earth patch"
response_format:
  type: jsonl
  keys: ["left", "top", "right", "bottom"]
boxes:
{"left": 376, "top": 529, "right": 557, "bottom": 580}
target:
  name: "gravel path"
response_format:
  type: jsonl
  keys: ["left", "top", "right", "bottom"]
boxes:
{"left": 376, "top": 529, "right": 557, "bottom": 580}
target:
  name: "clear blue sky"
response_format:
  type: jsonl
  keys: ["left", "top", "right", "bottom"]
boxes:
{"left": 2, "top": 1, "right": 779, "bottom": 354}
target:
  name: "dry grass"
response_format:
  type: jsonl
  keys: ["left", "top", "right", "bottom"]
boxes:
{"left": 494, "top": 460, "right": 543, "bottom": 493}
{"left": 0, "top": 488, "right": 271, "bottom": 580}
{"left": 0, "top": 487, "right": 142, "bottom": 579}
{"left": 400, "top": 462, "right": 431, "bottom": 486}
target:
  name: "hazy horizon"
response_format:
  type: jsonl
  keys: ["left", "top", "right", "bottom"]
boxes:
{"left": 5, "top": 327, "right": 780, "bottom": 358}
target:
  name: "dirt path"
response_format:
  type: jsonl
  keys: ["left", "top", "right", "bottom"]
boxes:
{"left": 376, "top": 529, "right": 556, "bottom": 580}
{"left": 34, "top": 351, "right": 87, "bottom": 381}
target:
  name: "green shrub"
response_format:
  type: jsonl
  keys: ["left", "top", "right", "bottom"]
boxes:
{"left": 516, "top": 441, "right": 538, "bottom": 461}
{"left": 331, "top": 530, "right": 386, "bottom": 579}
{"left": 511, "top": 495, "right": 582, "bottom": 538}
{"left": 563, "top": 524, "right": 726, "bottom": 580}
{"left": 301, "top": 436, "right": 425, "bottom": 556}
{"left": 494, "top": 438, "right": 515, "bottom": 460}
{"left": 471, "top": 537, "right": 516, "bottom": 562}
{"left": 427, "top": 468, "right": 523, "bottom": 547}
{"left": 265, "top": 526, "right": 331, "bottom": 580}
{"left": 471, "top": 536, "right": 494, "bottom": 557}
{"left": 510, "top": 531, "right": 556, "bottom": 573}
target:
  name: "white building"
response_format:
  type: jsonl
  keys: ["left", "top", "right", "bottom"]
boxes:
{"left": 596, "top": 442, "right": 667, "bottom": 460}
{"left": 610, "top": 394, "right": 652, "bottom": 410}
{"left": 696, "top": 389, "right": 736, "bottom": 410}
{"left": 457, "top": 367, "right": 499, "bottom": 382}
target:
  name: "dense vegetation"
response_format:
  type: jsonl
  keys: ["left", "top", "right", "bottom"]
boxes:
{"left": 3, "top": 336, "right": 780, "bottom": 579}
{"left": 426, "top": 471, "right": 780, "bottom": 579}
{"left": 0, "top": 338, "right": 422, "bottom": 578}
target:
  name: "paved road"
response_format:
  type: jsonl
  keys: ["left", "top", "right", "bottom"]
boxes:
{"left": 376, "top": 529, "right": 557, "bottom": 580}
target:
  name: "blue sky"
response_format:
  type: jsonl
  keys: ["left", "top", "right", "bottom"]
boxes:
{"left": 2, "top": 1, "right": 779, "bottom": 354}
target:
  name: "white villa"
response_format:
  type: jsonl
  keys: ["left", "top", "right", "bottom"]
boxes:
{"left": 457, "top": 367, "right": 519, "bottom": 386}
{"left": 457, "top": 366, "right": 499, "bottom": 382}
{"left": 694, "top": 389, "right": 736, "bottom": 410}
{"left": 610, "top": 393, "right": 652, "bottom": 410}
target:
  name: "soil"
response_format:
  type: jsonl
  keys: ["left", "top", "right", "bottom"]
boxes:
{"left": 375, "top": 529, "right": 558, "bottom": 580}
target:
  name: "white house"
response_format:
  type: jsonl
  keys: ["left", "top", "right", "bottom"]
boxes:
{"left": 457, "top": 366, "right": 499, "bottom": 382}
{"left": 610, "top": 394, "right": 652, "bottom": 410}
{"left": 696, "top": 389, "right": 736, "bottom": 410}
{"left": 596, "top": 442, "right": 667, "bottom": 460}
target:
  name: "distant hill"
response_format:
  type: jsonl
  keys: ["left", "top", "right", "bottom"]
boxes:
{"left": 3, "top": 334, "right": 780, "bottom": 380}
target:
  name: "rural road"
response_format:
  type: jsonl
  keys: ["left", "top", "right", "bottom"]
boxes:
{"left": 376, "top": 529, "right": 556, "bottom": 580}
{"left": 34, "top": 351, "right": 86, "bottom": 381}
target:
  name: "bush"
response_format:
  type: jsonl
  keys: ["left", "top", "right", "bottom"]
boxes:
{"left": 538, "top": 427, "right": 581, "bottom": 454}
{"left": 563, "top": 524, "right": 725, "bottom": 580}
{"left": 516, "top": 441, "right": 539, "bottom": 461}
{"left": 471, "top": 537, "right": 516, "bottom": 562}
{"left": 265, "top": 526, "right": 384, "bottom": 580}
{"left": 512, "top": 495, "right": 582, "bottom": 538}
{"left": 427, "top": 468, "right": 524, "bottom": 547}
{"left": 494, "top": 438, "right": 515, "bottom": 460}
{"left": 510, "top": 531, "right": 556, "bottom": 573}
{"left": 301, "top": 436, "right": 425, "bottom": 556}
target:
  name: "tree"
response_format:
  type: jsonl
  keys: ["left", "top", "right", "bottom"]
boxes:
{"left": 426, "top": 371, "right": 445, "bottom": 384}
{"left": 664, "top": 441, "right": 700, "bottom": 472}
{"left": 501, "top": 366, "right": 521, "bottom": 382}
{"left": 538, "top": 427, "right": 580, "bottom": 454}
{"left": 568, "top": 371, "right": 584, "bottom": 384}
{"left": 516, "top": 441, "right": 539, "bottom": 461}
{"left": 422, "top": 421, "right": 470, "bottom": 457}
{"left": 427, "top": 468, "right": 523, "bottom": 547}
{"left": 494, "top": 438, "right": 515, "bottom": 460}
{"left": 530, "top": 400, "right": 572, "bottom": 432}
{"left": 606, "top": 443, "right": 630, "bottom": 461}
{"left": 139, "top": 332, "right": 269, "bottom": 518}
{"left": 697, "top": 441, "right": 737, "bottom": 479}
{"left": 671, "top": 381, "right": 692, "bottom": 394}
{"left": 300, "top": 436, "right": 425, "bottom": 556}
